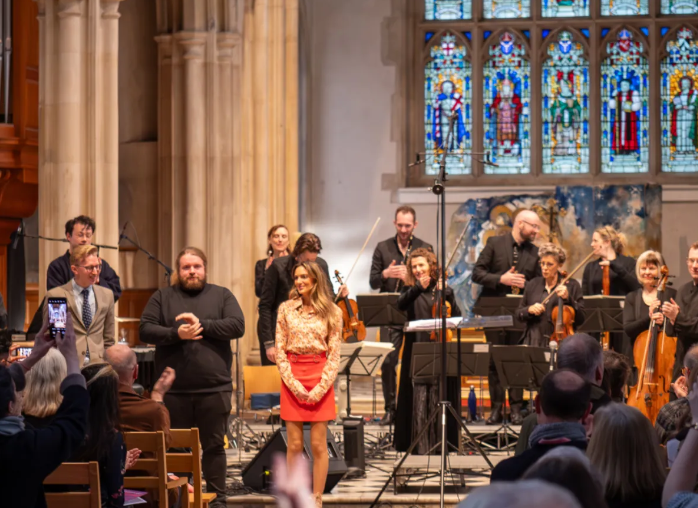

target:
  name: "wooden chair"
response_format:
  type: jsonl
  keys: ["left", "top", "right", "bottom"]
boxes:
{"left": 44, "top": 462, "right": 100, "bottom": 508}
{"left": 124, "top": 430, "right": 189, "bottom": 508}
{"left": 168, "top": 428, "right": 217, "bottom": 508}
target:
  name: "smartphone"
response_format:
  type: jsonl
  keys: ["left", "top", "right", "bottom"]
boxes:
{"left": 48, "top": 297, "right": 68, "bottom": 339}
{"left": 11, "top": 347, "right": 32, "bottom": 357}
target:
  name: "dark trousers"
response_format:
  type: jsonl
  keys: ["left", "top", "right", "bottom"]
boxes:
{"left": 258, "top": 335, "right": 274, "bottom": 366}
{"left": 485, "top": 330, "right": 523, "bottom": 409}
{"left": 164, "top": 392, "right": 232, "bottom": 507}
{"left": 380, "top": 327, "right": 404, "bottom": 413}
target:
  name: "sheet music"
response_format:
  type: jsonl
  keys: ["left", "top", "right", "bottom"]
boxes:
{"left": 404, "top": 317, "right": 463, "bottom": 331}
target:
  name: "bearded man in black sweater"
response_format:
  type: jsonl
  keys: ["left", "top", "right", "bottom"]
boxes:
{"left": 140, "top": 247, "right": 245, "bottom": 508}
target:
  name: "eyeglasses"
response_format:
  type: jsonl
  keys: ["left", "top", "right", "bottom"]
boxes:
{"left": 79, "top": 265, "right": 101, "bottom": 273}
{"left": 521, "top": 220, "right": 541, "bottom": 231}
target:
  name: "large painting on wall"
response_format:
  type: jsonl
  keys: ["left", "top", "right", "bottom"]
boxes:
{"left": 447, "top": 184, "right": 662, "bottom": 315}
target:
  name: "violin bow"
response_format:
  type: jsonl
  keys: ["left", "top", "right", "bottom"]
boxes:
{"left": 334, "top": 217, "right": 381, "bottom": 302}
{"left": 540, "top": 250, "right": 596, "bottom": 306}
{"left": 444, "top": 217, "right": 472, "bottom": 276}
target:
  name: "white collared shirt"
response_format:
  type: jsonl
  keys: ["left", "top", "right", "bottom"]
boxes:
{"left": 72, "top": 279, "right": 96, "bottom": 325}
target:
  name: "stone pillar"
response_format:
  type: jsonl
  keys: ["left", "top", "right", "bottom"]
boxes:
{"left": 37, "top": 0, "right": 122, "bottom": 298}
{"left": 157, "top": 0, "right": 299, "bottom": 365}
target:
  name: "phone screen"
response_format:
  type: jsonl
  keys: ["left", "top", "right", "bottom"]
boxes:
{"left": 14, "top": 347, "right": 32, "bottom": 357}
{"left": 48, "top": 297, "right": 68, "bottom": 338}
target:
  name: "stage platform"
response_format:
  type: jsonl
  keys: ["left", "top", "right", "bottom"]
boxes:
{"left": 224, "top": 422, "right": 519, "bottom": 507}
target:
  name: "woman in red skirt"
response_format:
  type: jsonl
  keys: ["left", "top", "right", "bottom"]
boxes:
{"left": 275, "top": 261, "right": 342, "bottom": 508}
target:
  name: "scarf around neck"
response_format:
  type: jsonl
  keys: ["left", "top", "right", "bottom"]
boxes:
{"left": 0, "top": 415, "right": 25, "bottom": 436}
{"left": 528, "top": 421, "right": 586, "bottom": 448}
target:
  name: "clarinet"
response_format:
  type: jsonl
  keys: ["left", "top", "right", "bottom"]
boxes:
{"left": 393, "top": 235, "right": 414, "bottom": 293}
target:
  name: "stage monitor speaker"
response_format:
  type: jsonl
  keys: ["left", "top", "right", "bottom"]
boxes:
{"left": 342, "top": 417, "right": 365, "bottom": 472}
{"left": 241, "top": 427, "right": 347, "bottom": 493}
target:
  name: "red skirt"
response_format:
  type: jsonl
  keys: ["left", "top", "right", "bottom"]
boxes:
{"left": 280, "top": 353, "right": 336, "bottom": 422}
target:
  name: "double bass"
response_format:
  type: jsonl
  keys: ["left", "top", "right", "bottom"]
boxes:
{"left": 627, "top": 266, "right": 677, "bottom": 423}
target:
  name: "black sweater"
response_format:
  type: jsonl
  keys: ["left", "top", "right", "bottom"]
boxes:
{"left": 0, "top": 373, "right": 89, "bottom": 508}
{"left": 139, "top": 283, "right": 245, "bottom": 394}
{"left": 47, "top": 250, "right": 122, "bottom": 301}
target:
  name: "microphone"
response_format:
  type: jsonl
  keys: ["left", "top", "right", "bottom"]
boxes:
{"left": 408, "top": 153, "right": 423, "bottom": 167}
{"left": 11, "top": 220, "right": 23, "bottom": 250}
{"left": 118, "top": 222, "right": 129, "bottom": 241}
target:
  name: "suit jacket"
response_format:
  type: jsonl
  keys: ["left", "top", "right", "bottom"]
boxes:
{"left": 369, "top": 236, "right": 432, "bottom": 293}
{"left": 472, "top": 233, "right": 541, "bottom": 298}
{"left": 44, "top": 281, "right": 115, "bottom": 366}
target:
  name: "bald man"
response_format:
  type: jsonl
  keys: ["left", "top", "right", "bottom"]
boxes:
{"left": 473, "top": 209, "right": 542, "bottom": 425}
{"left": 105, "top": 344, "right": 175, "bottom": 447}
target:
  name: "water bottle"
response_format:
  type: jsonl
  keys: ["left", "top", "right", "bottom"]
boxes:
{"left": 468, "top": 385, "right": 477, "bottom": 421}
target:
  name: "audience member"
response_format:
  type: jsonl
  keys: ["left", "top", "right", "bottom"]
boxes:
{"left": 523, "top": 446, "right": 608, "bottom": 508}
{"left": 663, "top": 381, "right": 698, "bottom": 508}
{"left": 0, "top": 315, "right": 89, "bottom": 508}
{"left": 22, "top": 348, "right": 67, "bottom": 429}
{"left": 601, "top": 350, "right": 631, "bottom": 403}
{"left": 656, "top": 344, "right": 698, "bottom": 445}
{"left": 459, "top": 480, "right": 582, "bottom": 508}
{"left": 75, "top": 363, "right": 140, "bottom": 508}
{"left": 588, "top": 403, "right": 665, "bottom": 508}
{"left": 516, "top": 333, "right": 608, "bottom": 455}
{"left": 491, "top": 369, "right": 591, "bottom": 481}
{"left": 105, "top": 344, "right": 174, "bottom": 446}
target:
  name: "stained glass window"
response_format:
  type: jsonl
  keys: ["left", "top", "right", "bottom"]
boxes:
{"left": 425, "top": 33, "right": 472, "bottom": 175}
{"left": 601, "top": 0, "right": 649, "bottom": 16}
{"left": 542, "top": 0, "right": 589, "bottom": 17}
{"left": 661, "top": 28, "right": 698, "bottom": 172}
{"left": 542, "top": 31, "right": 589, "bottom": 174}
{"left": 483, "top": 0, "right": 530, "bottom": 19}
{"left": 425, "top": 0, "right": 472, "bottom": 19}
{"left": 600, "top": 29, "right": 649, "bottom": 173}
{"left": 483, "top": 32, "right": 531, "bottom": 174}
{"left": 661, "top": 0, "right": 698, "bottom": 14}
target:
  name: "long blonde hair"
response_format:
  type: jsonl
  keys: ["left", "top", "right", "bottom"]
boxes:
{"left": 587, "top": 403, "right": 665, "bottom": 502}
{"left": 22, "top": 348, "right": 67, "bottom": 418}
{"left": 594, "top": 226, "right": 626, "bottom": 256}
{"left": 288, "top": 261, "right": 341, "bottom": 330}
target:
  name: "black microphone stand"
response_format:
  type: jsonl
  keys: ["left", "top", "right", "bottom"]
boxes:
{"left": 119, "top": 233, "right": 174, "bottom": 286}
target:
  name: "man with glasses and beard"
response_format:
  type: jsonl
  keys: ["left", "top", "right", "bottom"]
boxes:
{"left": 140, "top": 247, "right": 245, "bottom": 508}
{"left": 472, "top": 209, "right": 541, "bottom": 425}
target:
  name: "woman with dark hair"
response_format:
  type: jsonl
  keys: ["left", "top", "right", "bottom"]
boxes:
{"left": 76, "top": 363, "right": 139, "bottom": 508}
{"left": 394, "top": 247, "right": 461, "bottom": 454}
{"left": 255, "top": 225, "right": 290, "bottom": 298}
{"left": 276, "top": 261, "right": 342, "bottom": 508}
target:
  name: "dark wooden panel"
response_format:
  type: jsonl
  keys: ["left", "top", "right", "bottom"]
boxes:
{"left": 24, "top": 282, "right": 38, "bottom": 332}
{"left": 118, "top": 288, "right": 157, "bottom": 346}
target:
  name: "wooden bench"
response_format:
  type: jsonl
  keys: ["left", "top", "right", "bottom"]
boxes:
{"left": 44, "top": 462, "right": 100, "bottom": 508}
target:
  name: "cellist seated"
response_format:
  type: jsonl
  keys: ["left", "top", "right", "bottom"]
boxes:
{"left": 517, "top": 243, "right": 585, "bottom": 347}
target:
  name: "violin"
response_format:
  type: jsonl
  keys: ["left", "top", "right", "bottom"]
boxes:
{"left": 628, "top": 266, "right": 677, "bottom": 423}
{"left": 550, "top": 270, "right": 575, "bottom": 342}
{"left": 430, "top": 270, "right": 453, "bottom": 342}
{"left": 334, "top": 270, "right": 366, "bottom": 343}
{"left": 601, "top": 262, "right": 611, "bottom": 350}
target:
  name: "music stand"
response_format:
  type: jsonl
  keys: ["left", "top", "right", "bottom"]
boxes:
{"left": 356, "top": 293, "right": 407, "bottom": 328}
{"left": 490, "top": 345, "right": 550, "bottom": 451}
{"left": 337, "top": 341, "right": 394, "bottom": 419}
{"left": 473, "top": 297, "right": 525, "bottom": 332}
{"left": 579, "top": 296, "right": 624, "bottom": 334}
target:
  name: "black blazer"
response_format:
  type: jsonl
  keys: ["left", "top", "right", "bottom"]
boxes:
{"left": 254, "top": 258, "right": 268, "bottom": 298}
{"left": 472, "top": 233, "right": 541, "bottom": 297}
{"left": 257, "top": 255, "right": 334, "bottom": 350}
{"left": 517, "top": 275, "right": 585, "bottom": 347}
{"left": 623, "top": 287, "right": 677, "bottom": 345}
{"left": 369, "top": 236, "right": 432, "bottom": 293}
{"left": 582, "top": 254, "right": 641, "bottom": 297}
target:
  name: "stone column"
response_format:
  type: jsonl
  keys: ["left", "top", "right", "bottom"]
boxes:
{"left": 37, "top": 0, "right": 123, "bottom": 298}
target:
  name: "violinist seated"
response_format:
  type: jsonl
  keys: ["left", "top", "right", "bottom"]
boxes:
{"left": 623, "top": 250, "right": 677, "bottom": 356}
{"left": 393, "top": 248, "right": 461, "bottom": 455}
{"left": 517, "top": 243, "right": 585, "bottom": 347}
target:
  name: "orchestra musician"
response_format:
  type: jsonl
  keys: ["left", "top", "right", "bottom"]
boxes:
{"left": 662, "top": 242, "right": 698, "bottom": 385}
{"left": 275, "top": 261, "right": 342, "bottom": 508}
{"left": 369, "top": 206, "right": 432, "bottom": 425}
{"left": 623, "top": 250, "right": 677, "bottom": 381}
{"left": 517, "top": 243, "right": 584, "bottom": 347}
{"left": 255, "top": 225, "right": 291, "bottom": 365}
{"left": 258, "top": 233, "right": 348, "bottom": 365}
{"left": 472, "top": 209, "right": 542, "bottom": 425}
{"left": 394, "top": 248, "right": 461, "bottom": 454}
{"left": 582, "top": 226, "right": 641, "bottom": 359}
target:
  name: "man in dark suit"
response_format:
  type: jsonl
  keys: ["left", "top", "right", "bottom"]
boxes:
{"left": 258, "top": 233, "right": 348, "bottom": 365}
{"left": 370, "top": 206, "right": 432, "bottom": 425}
{"left": 472, "top": 209, "right": 542, "bottom": 424}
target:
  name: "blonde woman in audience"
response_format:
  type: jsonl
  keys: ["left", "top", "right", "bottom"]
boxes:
{"left": 22, "top": 348, "right": 67, "bottom": 429}
{"left": 587, "top": 403, "right": 665, "bottom": 508}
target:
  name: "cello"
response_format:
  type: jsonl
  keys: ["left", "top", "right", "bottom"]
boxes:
{"left": 334, "top": 270, "right": 366, "bottom": 343}
{"left": 627, "top": 266, "right": 677, "bottom": 423}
